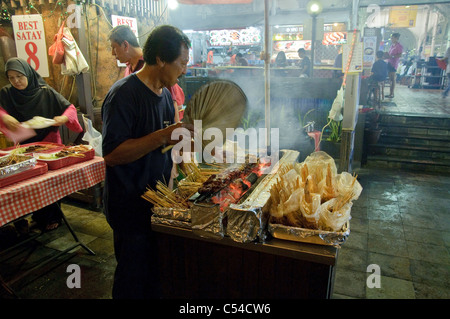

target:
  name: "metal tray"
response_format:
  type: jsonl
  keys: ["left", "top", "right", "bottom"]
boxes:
{"left": 151, "top": 215, "right": 191, "bottom": 229}
{"left": 152, "top": 207, "right": 191, "bottom": 222}
{"left": 0, "top": 154, "right": 36, "bottom": 179}
{"left": 268, "top": 221, "right": 350, "bottom": 247}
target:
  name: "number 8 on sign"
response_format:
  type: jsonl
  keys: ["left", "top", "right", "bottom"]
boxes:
{"left": 25, "top": 42, "right": 40, "bottom": 71}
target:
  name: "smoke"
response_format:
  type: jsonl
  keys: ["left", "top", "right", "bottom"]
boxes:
{"left": 210, "top": 72, "right": 317, "bottom": 161}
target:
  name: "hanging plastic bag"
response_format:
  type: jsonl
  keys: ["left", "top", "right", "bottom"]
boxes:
{"left": 328, "top": 86, "right": 344, "bottom": 121}
{"left": 81, "top": 114, "right": 102, "bottom": 157}
{"left": 436, "top": 58, "right": 447, "bottom": 71}
{"left": 48, "top": 21, "right": 65, "bottom": 65}
{"left": 61, "top": 27, "right": 89, "bottom": 75}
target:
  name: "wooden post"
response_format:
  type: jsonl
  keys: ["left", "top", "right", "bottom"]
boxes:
{"left": 74, "top": 4, "right": 95, "bottom": 125}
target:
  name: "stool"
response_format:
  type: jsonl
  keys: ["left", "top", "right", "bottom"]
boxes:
{"left": 368, "top": 82, "right": 382, "bottom": 108}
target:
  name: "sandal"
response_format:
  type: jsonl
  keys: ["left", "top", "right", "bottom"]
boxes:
{"left": 385, "top": 94, "right": 394, "bottom": 98}
{"left": 44, "top": 221, "right": 60, "bottom": 232}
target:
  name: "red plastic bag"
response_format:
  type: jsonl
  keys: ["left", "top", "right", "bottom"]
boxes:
{"left": 437, "top": 58, "right": 447, "bottom": 71}
{"left": 48, "top": 21, "right": 65, "bottom": 64}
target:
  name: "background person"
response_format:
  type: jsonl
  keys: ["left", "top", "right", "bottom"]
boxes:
{"left": 442, "top": 46, "right": 450, "bottom": 98}
{"left": 109, "top": 25, "right": 144, "bottom": 77}
{"left": 101, "top": 25, "right": 194, "bottom": 299}
{"left": 297, "top": 48, "right": 311, "bottom": 78}
{"left": 274, "top": 51, "right": 289, "bottom": 77}
{"left": 110, "top": 24, "right": 184, "bottom": 119}
{"left": 368, "top": 51, "right": 388, "bottom": 105}
{"left": 385, "top": 33, "right": 403, "bottom": 98}
{"left": 370, "top": 51, "right": 388, "bottom": 83}
{"left": 333, "top": 46, "right": 343, "bottom": 78}
{"left": 0, "top": 57, "right": 83, "bottom": 232}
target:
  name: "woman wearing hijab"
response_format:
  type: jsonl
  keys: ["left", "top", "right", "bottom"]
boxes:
{"left": 0, "top": 57, "right": 83, "bottom": 232}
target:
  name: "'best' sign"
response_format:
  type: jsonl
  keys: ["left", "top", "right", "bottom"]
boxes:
{"left": 12, "top": 14, "right": 49, "bottom": 78}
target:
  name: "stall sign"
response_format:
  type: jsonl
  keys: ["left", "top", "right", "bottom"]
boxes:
{"left": 363, "top": 36, "right": 377, "bottom": 65}
{"left": 322, "top": 32, "right": 347, "bottom": 45}
{"left": 343, "top": 32, "right": 363, "bottom": 73}
{"left": 11, "top": 14, "right": 49, "bottom": 78}
{"left": 111, "top": 15, "right": 139, "bottom": 67}
{"left": 388, "top": 5, "right": 417, "bottom": 28}
{"left": 273, "top": 40, "right": 309, "bottom": 53}
{"left": 207, "top": 27, "right": 261, "bottom": 46}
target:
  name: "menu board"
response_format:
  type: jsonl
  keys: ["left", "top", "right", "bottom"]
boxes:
{"left": 207, "top": 27, "right": 261, "bottom": 46}
{"left": 363, "top": 36, "right": 377, "bottom": 65}
{"left": 342, "top": 32, "right": 363, "bottom": 73}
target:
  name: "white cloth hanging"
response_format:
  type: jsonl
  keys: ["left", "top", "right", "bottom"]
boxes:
{"left": 61, "top": 27, "right": 89, "bottom": 76}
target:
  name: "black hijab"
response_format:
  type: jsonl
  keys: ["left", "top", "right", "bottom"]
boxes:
{"left": 0, "top": 57, "right": 72, "bottom": 142}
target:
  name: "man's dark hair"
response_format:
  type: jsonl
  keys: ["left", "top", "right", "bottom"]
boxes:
{"left": 109, "top": 25, "right": 140, "bottom": 48}
{"left": 376, "top": 50, "right": 384, "bottom": 59}
{"left": 298, "top": 48, "right": 306, "bottom": 54}
{"left": 143, "top": 25, "right": 191, "bottom": 65}
{"left": 392, "top": 33, "right": 400, "bottom": 39}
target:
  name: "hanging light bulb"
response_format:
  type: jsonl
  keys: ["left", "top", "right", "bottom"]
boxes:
{"left": 168, "top": 0, "right": 178, "bottom": 10}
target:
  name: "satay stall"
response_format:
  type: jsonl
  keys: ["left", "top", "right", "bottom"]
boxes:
{"left": 144, "top": 148, "right": 362, "bottom": 299}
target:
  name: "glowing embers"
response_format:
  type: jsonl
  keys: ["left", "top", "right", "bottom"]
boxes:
{"left": 201, "top": 159, "right": 269, "bottom": 212}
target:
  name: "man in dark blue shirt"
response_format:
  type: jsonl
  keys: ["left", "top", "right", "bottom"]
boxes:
{"left": 297, "top": 48, "right": 311, "bottom": 77}
{"left": 370, "top": 50, "right": 388, "bottom": 83}
{"left": 102, "top": 25, "right": 193, "bottom": 299}
{"left": 368, "top": 51, "right": 388, "bottom": 106}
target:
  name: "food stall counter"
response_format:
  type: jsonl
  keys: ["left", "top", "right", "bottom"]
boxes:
{"left": 152, "top": 223, "right": 338, "bottom": 299}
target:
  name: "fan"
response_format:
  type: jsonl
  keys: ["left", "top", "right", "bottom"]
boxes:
{"left": 162, "top": 80, "right": 248, "bottom": 153}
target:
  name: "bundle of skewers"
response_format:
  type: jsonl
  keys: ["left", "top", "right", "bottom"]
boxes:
{"left": 141, "top": 161, "right": 225, "bottom": 208}
{"left": 142, "top": 181, "right": 190, "bottom": 209}
{"left": 269, "top": 151, "right": 362, "bottom": 232}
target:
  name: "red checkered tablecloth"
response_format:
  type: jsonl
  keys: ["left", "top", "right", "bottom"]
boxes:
{"left": 0, "top": 157, "right": 105, "bottom": 227}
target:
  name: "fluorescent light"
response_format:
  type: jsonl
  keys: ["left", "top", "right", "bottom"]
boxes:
{"left": 168, "top": 0, "right": 178, "bottom": 10}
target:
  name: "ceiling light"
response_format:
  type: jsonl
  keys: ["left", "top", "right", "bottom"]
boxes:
{"left": 168, "top": 0, "right": 179, "bottom": 10}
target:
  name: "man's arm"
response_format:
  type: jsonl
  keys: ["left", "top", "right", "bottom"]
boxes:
{"left": 104, "top": 122, "right": 193, "bottom": 167}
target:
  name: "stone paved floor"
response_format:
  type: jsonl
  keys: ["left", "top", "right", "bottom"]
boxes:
{"left": 381, "top": 84, "right": 450, "bottom": 116}
{"left": 333, "top": 167, "right": 450, "bottom": 299}
{"left": 1, "top": 84, "right": 449, "bottom": 300}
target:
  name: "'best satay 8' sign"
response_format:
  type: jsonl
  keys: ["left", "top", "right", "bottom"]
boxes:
{"left": 12, "top": 14, "right": 49, "bottom": 78}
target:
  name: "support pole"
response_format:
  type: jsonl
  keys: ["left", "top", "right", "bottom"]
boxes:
{"left": 340, "top": 74, "right": 360, "bottom": 173}
{"left": 264, "top": 0, "right": 270, "bottom": 148}
{"left": 75, "top": 4, "right": 95, "bottom": 125}
{"left": 311, "top": 15, "right": 316, "bottom": 78}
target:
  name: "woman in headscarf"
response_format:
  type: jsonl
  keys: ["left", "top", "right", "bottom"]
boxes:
{"left": 0, "top": 57, "right": 83, "bottom": 232}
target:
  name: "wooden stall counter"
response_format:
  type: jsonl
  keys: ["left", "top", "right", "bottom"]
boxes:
{"left": 152, "top": 223, "right": 338, "bottom": 299}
